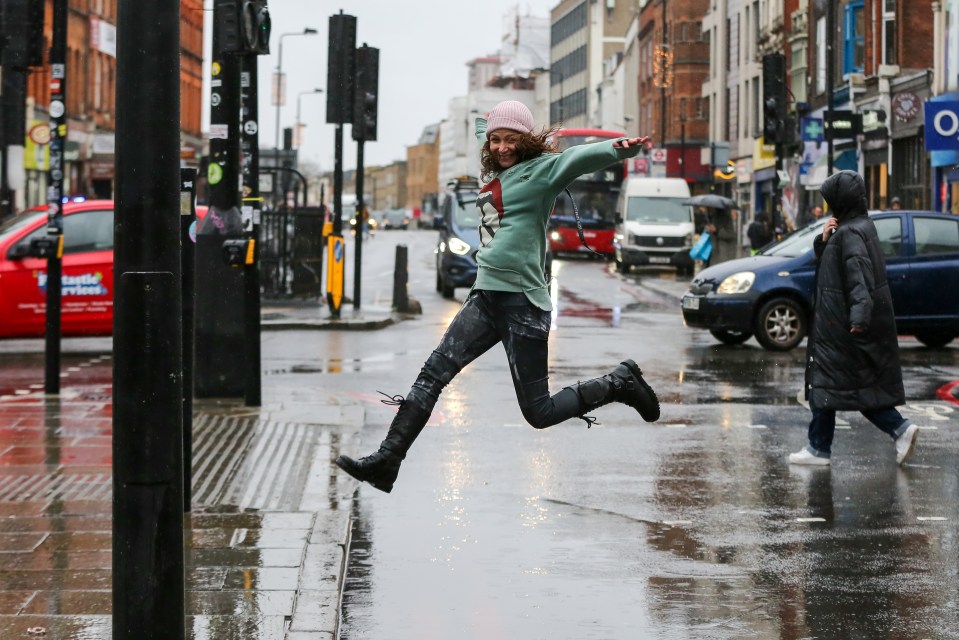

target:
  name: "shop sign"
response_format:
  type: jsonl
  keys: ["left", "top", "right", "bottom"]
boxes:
{"left": 924, "top": 100, "right": 959, "bottom": 151}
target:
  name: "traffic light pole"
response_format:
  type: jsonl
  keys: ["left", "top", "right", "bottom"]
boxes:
{"left": 325, "top": 12, "right": 356, "bottom": 319}
{"left": 241, "top": 54, "right": 262, "bottom": 407}
{"left": 44, "top": 0, "right": 68, "bottom": 395}
{"left": 351, "top": 44, "right": 378, "bottom": 312}
{"left": 113, "top": 0, "right": 185, "bottom": 637}
{"left": 354, "top": 140, "right": 363, "bottom": 310}
{"left": 180, "top": 168, "right": 196, "bottom": 512}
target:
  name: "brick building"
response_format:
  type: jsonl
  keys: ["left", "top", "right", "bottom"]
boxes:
{"left": 639, "top": 0, "right": 711, "bottom": 184}
{"left": 22, "top": 0, "right": 204, "bottom": 206}
{"left": 405, "top": 123, "right": 440, "bottom": 225}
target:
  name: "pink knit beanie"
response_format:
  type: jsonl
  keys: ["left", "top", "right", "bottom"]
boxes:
{"left": 486, "top": 100, "right": 534, "bottom": 138}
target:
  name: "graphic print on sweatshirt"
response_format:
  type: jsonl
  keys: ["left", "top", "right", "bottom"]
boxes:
{"left": 477, "top": 178, "right": 504, "bottom": 247}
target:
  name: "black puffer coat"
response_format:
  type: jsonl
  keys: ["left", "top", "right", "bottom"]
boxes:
{"left": 805, "top": 171, "right": 905, "bottom": 410}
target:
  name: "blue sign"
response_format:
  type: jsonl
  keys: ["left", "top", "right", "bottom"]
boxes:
{"left": 801, "top": 117, "right": 825, "bottom": 143}
{"left": 924, "top": 100, "right": 959, "bottom": 151}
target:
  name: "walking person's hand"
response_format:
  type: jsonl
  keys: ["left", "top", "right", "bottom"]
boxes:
{"left": 821, "top": 217, "right": 838, "bottom": 242}
{"left": 614, "top": 136, "right": 651, "bottom": 150}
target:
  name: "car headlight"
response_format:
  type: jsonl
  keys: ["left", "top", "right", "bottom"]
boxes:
{"left": 448, "top": 237, "right": 471, "bottom": 255}
{"left": 550, "top": 230, "right": 561, "bottom": 241}
{"left": 717, "top": 271, "right": 755, "bottom": 294}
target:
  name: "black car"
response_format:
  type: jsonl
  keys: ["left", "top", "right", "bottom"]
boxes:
{"left": 434, "top": 176, "right": 554, "bottom": 299}
{"left": 434, "top": 177, "right": 482, "bottom": 299}
{"left": 681, "top": 210, "right": 959, "bottom": 350}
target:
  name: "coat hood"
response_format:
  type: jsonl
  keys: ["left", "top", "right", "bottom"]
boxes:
{"left": 820, "top": 170, "right": 868, "bottom": 222}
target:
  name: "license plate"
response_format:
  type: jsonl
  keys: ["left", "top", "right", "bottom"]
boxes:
{"left": 682, "top": 296, "right": 700, "bottom": 310}
{"left": 649, "top": 256, "right": 670, "bottom": 264}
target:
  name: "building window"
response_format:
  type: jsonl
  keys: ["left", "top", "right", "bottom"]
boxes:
{"left": 551, "top": 46, "right": 587, "bottom": 84}
{"left": 551, "top": 2, "right": 587, "bottom": 46}
{"left": 883, "top": 1, "right": 896, "bottom": 66}
{"left": 843, "top": 1, "right": 865, "bottom": 75}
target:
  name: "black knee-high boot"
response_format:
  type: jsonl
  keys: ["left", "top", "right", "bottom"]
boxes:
{"left": 335, "top": 399, "right": 431, "bottom": 493}
{"left": 566, "top": 359, "right": 660, "bottom": 422}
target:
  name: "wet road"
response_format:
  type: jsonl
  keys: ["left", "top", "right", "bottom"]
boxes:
{"left": 268, "top": 232, "right": 959, "bottom": 639}
{"left": 0, "top": 229, "right": 957, "bottom": 638}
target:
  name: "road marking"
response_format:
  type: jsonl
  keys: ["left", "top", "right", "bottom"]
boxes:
{"left": 662, "top": 520, "right": 693, "bottom": 526}
{"left": 916, "top": 516, "right": 948, "bottom": 522}
{"left": 796, "top": 517, "right": 827, "bottom": 523}
{"left": 665, "top": 423, "right": 687, "bottom": 428}
{"left": 747, "top": 424, "right": 767, "bottom": 429}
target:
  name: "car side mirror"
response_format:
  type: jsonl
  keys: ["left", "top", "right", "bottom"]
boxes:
{"left": 22, "top": 237, "right": 59, "bottom": 259}
{"left": 7, "top": 243, "right": 30, "bottom": 260}
{"left": 432, "top": 215, "right": 444, "bottom": 230}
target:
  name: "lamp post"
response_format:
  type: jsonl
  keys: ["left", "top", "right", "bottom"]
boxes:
{"left": 295, "top": 88, "right": 323, "bottom": 148}
{"left": 274, "top": 28, "right": 318, "bottom": 152}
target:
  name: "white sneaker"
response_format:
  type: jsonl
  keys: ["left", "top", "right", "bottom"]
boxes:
{"left": 895, "top": 424, "right": 919, "bottom": 465}
{"left": 787, "top": 447, "right": 831, "bottom": 466}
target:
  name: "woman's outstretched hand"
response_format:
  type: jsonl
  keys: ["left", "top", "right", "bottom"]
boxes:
{"left": 614, "top": 136, "right": 652, "bottom": 150}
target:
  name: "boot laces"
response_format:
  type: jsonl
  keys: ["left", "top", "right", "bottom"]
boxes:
{"left": 377, "top": 391, "right": 406, "bottom": 406}
{"left": 578, "top": 414, "right": 600, "bottom": 428}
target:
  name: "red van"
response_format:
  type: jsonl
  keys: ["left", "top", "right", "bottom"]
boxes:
{"left": 0, "top": 200, "right": 206, "bottom": 338}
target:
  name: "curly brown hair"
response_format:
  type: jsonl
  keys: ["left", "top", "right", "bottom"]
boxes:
{"left": 480, "top": 128, "right": 559, "bottom": 181}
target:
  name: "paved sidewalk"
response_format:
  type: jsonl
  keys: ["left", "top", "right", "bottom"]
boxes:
{"left": 0, "top": 378, "right": 365, "bottom": 639}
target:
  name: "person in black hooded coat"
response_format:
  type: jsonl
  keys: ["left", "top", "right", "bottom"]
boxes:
{"left": 788, "top": 170, "right": 920, "bottom": 466}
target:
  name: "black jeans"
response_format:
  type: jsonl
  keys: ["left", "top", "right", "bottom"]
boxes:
{"left": 405, "top": 290, "right": 583, "bottom": 428}
{"left": 807, "top": 407, "right": 910, "bottom": 457}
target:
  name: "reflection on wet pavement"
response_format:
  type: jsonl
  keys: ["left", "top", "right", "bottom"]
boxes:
{"left": 0, "top": 365, "right": 355, "bottom": 639}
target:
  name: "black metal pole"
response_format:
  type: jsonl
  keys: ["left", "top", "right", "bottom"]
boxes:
{"left": 44, "top": 0, "right": 67, "bottom": 395}
{"left": 328, "top": 123, "right": 344, "bottom": 318}
{"left": 333, "top": 124, "right": 343, "bottom": 235}
{"left": 241, "top": 54, "right": 262, "bottom": 407}
{"left": 353, "top": 140, "right": 363, "bottom": 310}
{"left": 826, "top": 0, "right": 835, "bottom": 177}
{"left": 179, "top": 168, "right": 196, "bottom": 512}
{"left": 113, "top": 0, "right": 185, "bottom": 637}
{"left": 660, "top": 0, "right": 667, "bottom": 147}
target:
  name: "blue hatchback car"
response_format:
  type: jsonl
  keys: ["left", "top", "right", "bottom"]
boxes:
{"left": 681, "top": 210, "right": 959, "bottom": 350}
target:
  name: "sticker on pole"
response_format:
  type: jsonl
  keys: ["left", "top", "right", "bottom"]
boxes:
{"left": 208, "top": 163, "right": 223, "bottom": 185}
{"left": 244, "top": 121, "right": 258, "bottom": 135}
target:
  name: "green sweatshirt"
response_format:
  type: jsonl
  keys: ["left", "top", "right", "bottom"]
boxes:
{"left": 473, "top": 117, "right": 641, "bottom": 310}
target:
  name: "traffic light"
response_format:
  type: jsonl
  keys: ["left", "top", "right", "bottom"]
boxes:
{"left": 352, "top": 45, "right": 379, "bottom": 141}
{"left": 2, "top": 0, "right": 45, "bottom": 68}
{"left": 326, "top": 12, "right": 357, "bottom": 124}
{"left": 252, "top": 0, "right": 270, "bottom": 54}
{"left": 762, "top": 53, "right": 786, "bottom": 144}
{"left": 214, "top": 0, "right": 270, "bottom": 56}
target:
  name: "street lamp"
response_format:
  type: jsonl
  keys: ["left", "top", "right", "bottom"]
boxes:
{"left": 274, "top": 27, "right": 318, "bottom": 152}
{"left": 295, "top": 88, "right": 324, "bottom": 148}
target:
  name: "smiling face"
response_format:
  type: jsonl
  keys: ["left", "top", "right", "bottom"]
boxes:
{"left": 488, "top": 128, "right": 523, "bottom": 170}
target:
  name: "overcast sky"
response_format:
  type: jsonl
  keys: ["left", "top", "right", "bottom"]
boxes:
{"left": 202, "top": 1, "right": 558, "bottom": 172}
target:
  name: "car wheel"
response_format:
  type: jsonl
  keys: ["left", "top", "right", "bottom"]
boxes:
{"left": 709, "top": 328, "right": 752, "bottom": 345}
{"left": 440, "top": 275, "right": 455, "bottom": 299}
{"left": 914, "top": 331, "right": 956, "bottom": 348}
{"left": 615, "top": 259, "right": 629, "bottom": 274}
{"left": 755, "top": 297, "right": 806, "bottom": 351}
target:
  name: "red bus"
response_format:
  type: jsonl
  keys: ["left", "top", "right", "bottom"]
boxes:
{"left": 548, "top": 128, "right": 626, "bottom": 258}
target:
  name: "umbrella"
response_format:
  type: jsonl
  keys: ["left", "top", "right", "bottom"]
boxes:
{"left": 683, "top": 194, "right": 739, "bottom": 210}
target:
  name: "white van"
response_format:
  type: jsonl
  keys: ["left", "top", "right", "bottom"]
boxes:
{"left": 613, "top": 177, "right": 695, "bottom": 275}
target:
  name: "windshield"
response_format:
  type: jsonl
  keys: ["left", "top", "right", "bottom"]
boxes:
{"left": 762, "top": 218, "right": 827, "bottom": 257}
{"left": 453, "top": 190, "right": 480, "bottom": 227}
{"left": 0, "top": 208, "right": 45, "bottom": 237}
{"left": 552, "top": 182, "right": 619, "bottom": 226}
{"left": 625, "top": 197, "right": 692, "bottom": 224}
